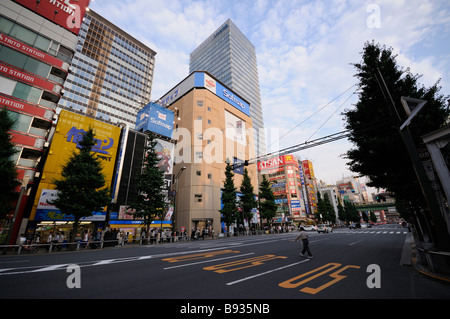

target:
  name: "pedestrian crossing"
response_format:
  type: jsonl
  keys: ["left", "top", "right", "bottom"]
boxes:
{"left": 333, "top": 229, "right": 408, "bottom": 235}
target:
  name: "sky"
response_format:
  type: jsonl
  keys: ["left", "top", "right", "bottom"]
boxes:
{"left": 89, "top": 0, "right": 450, "bottom": 195}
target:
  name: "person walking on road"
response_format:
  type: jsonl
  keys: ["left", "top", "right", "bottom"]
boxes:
{"left": 295, "top": 227, "right": 313, "bottom": 258}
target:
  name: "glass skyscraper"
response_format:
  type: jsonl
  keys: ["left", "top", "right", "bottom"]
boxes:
{"left": 189, "top": 19, "right": 266, "bottom": 158}
{"left": 58, "top": 10, "right": 156, "bottom": 128}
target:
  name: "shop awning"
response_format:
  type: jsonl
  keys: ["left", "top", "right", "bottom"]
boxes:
{"left": 108, "top": 220, "right": 173, "bottom": 228}
{"left": 150, "top": 221, "right": 172, "bottom": 228}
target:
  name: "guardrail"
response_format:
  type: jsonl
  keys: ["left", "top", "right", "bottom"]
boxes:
{"left": 0, "top": 228, "right": 299, "bottom": 255}
{"left": 415, "top": 246, "right": 450, "bottom": 276}
{"left": 0, "top": 235, "right": 194, "bottom": 255}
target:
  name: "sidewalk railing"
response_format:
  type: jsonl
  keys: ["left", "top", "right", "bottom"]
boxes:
{"left": 0, "top": 229, "right": 298, "bottom": 255}
{"left": 0, "top": 236, "right": 193, "bottom": 255}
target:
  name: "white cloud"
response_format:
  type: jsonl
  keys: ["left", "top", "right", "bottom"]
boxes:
{"left": 89, "top": 0, "right": 450, "bottom": 191}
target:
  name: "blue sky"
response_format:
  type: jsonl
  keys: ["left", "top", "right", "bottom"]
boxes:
{"left": 89, "top": 0, "right": 450, "bottom": 192}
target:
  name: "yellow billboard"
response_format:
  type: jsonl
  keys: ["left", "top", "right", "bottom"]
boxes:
{"left": 30, "top": 110, "right": 121, "bottom": 221}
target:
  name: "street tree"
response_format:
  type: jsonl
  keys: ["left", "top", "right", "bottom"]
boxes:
{"left": 316, "top": 191, "right": 326, "bottom": 221}
{"left": 238, "top": 168, "right": 258, "bottom": 228}
{"left": 343, "top": 41, "right": 449, "bottom": 221}
{"left": 316, "top": 192, "right": 336, "bottom": 224}
{"left": 344, "top": 200, "right": 360, "bottom": 223}
{"left": 50, "top": 127, "right": 110, "bottom": 245}
{"left": 337, "top": 199, "right": 346, "bottom": 224}
{"left": 258, "top": 175, "right": 277, "bottom": 229}
{"left": 0, "top": 108, "right": 19, "bottom": 244}
{"left": 220, "top": 163, "right": 238, "bottom": 236}
{"left": 127, "top": 132, "right": 167, "bottom": 236}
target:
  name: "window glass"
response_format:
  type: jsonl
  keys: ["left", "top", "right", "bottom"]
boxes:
{"left": 7, "top": 110, "right": 32, "bottom": 133}
{"left": 0, "top": 76, "right": 17, "bottom": 95}
{"left": 24, "top": 58, "right": 51, "bottom": 78}
{"left": 13, "top": 82, "right": 41, "bottom": 104}
{"left": 34, "top": 35, "right": 50, "bottom": 52}
{"left": 10, "top": 24, "right": 37, "bottom": 45}
{"left": 0, "top": 45, "right": 27, "bottom": 69}
{"left": 0, "top": 16, "right": 14, "bottom": 34}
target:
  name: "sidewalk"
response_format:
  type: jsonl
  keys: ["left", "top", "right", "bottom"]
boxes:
{"left": 0, "top": 231, "right": 276, "bottom": 256}
{"left": 401, "top": 232, "right": 450, "bottom": 284}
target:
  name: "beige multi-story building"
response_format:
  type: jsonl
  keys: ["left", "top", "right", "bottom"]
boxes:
{"left": 158, "top": 71, "right": 257, "bottom": 234}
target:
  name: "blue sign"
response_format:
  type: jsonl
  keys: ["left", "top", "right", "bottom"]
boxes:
{"left": 233, "top": 157, "right": 244, "bottom": 175}
{"left": 135, "top": 102, "right": 174, "bottom": 138}
{"left": 66, "top": 127, "right": 114, "bottom": 155}
{"left": 35, "top": 210, "right": 106, "bottom": 221}
{"left": 216, "top": 81, "right": 250, "bottom": 117}
{"left": 290, "top": 200, "right": 301, "bottom": 209}
{"left": 194, "top": 72, "right": 250, "bottom": 117}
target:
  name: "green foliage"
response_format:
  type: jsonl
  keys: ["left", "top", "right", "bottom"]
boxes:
{"left": 258, "top": 175, "right": 277, "bottom": 227}
{"left": 239, "top": 168, "right": 257, "bottom": 225}
{"left": 344, "top": 41, "right": 449, "bottom": 215}
{"left": 316, "top": 191, "right": 336, "bottom": 223}
{"left": 50, "top": 127, "right": 110, "bottom": 242}
{"left": 344, "top": 200, "right": 361, "bottom": 223}
{"left": 220, "top": 163, "right": 237, "bottom": 234}
{"left": 127, "top": 132, "right": 167, "bottom": 231}
{"left": 0, "top": 108, "right": 19, "bottom": 219}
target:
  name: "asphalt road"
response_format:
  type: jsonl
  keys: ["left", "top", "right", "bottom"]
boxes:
{"left": 1, "top": 224, "right": 448, "bottom": 306}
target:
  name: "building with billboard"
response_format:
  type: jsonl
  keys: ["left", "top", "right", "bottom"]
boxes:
{"left": 135, "top": 102, "right": 174, "bottom": 139}
{"left": 302, "top": 160, "right": 318, "bottom": 217}
{"left": 190, "top": 19, "right": 266, "bottom": 159}
{"left": 108, "top": 106, "right": 175, "bottom": 236}
{"left": 27, "top": 110, "right": 121, "bottom": 242}
{"left": 57, "top": 9, "right": 156, "bottom": 129}
{"left": 0, "top": 0, "right": 90, "bottom": 244}
{"left": 258, "top": 155, "right": 311, "bottom": 223}
{"left": 336, "top": 176, "right": 369, "bottom": 204}
{"left": 157, "top": 71, "right": 257, "bottom": 234}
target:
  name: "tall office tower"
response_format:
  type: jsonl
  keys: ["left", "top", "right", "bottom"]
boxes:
{"left": 190, "top": 19, "right": 266, "bottom": 159}
{"left": 58, "top": 10, "right": 156, "bottom": 128}
{"left": 0, "top": 0, "right": 90, "bottom": 244}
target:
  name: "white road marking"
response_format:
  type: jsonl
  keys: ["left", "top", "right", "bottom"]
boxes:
{"left": 226, "top": 260, "right": 310, "bottom": 286}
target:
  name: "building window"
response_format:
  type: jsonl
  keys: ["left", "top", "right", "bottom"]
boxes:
{"left": 195, "top": 194, "right": 202, "bottom": 202}
{"left": 207, "top": 173, "right": 212, "bottom": 179}
{"left": 196, "top": 170, "right": 201, "bottom": 176}
{"left": 197, "top": 100, "right": 203, "bottom": 107}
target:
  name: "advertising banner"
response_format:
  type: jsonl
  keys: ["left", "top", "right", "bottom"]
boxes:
{"left": 159, "top": 72, "right": 250, "bottom": 116}
{"left": 1, "top": 94, "right": 54, "bottom": 120}
{"left": 13, "top": 0, "right": 90, "bottom": 35}
{"left": 195, "top": 72, "right": 250, "bottom": 117}
{"left": 225, "top": 110, "right": 246, "bottom": 146}
{"left": 154, "top": 138, "right": 174, "bottom": 175}
{"left": 0, "top": 62, "right": 57, "bottom": 92}
{"left": 302, "top": 160, "right": 315, "bottom": 179}
{"left": 258, "top": 155, "right": 285, "bottom": 171}
{"left": 135, "top": 102, "right": 174, "bottom": 139}
{"left": 0, "top": 32, "right": 65, "bottom": 69}
{"left": 30, "top": 110, "right": 121, "bottom": 220}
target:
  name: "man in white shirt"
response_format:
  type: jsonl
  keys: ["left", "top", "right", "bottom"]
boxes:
{"left": 295, "top": 227, "right": 313, "bottom": 258}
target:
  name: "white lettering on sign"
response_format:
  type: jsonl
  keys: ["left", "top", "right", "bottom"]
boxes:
{"left": 223, "top": 89, "right": 245, "bottom": 109}
{"left": 258, "top": 156, "right": 285, "bottom": 171}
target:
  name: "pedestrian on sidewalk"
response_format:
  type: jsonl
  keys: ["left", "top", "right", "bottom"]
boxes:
{"left": 295, "top": 227, "right": 313, "bottom": 258}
